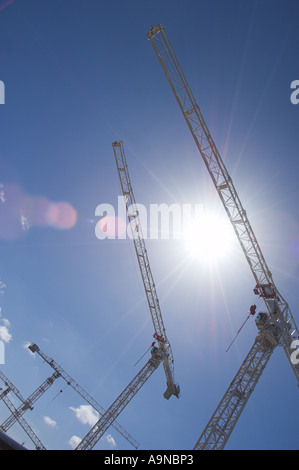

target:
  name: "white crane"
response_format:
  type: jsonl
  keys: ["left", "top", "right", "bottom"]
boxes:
{"left": 1, "top": 371, "right": 59, "bottom": 433}
{"left": 112, "top": 141, "right": 180, "bottom": 400}
{"left": 73, "top": 140, "right": 180, "bottom": 449}
{"left": 75, "top": 346, "right": 164, "bottom": 450}
{"left": 0, "top": 370, "right": 48, "bottom": 450}
{"left": 147, "top": 24, "right": 299, "bottom": 449}
{"left": 28, "top": 343, "right": 139, "bottom": 449}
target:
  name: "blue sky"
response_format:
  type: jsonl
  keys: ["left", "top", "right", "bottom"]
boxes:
{"left": 0, "top": 0, "right": 299, "bottom": 450}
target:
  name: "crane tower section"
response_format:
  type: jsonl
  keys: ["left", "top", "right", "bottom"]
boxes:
{"left": 147, "top": 24, "right": 299, "bottom": 384}
{"left": 76, "top": 347, "right": 164, "bottom": 450}
{"left": 0, "top": 371, "right": 47, "bottom": 450}
{"left": 194, "top": 310, "right": 281, "bottom": 449}
{"left": 28, "top": 343, "right": 139, "bottom": 449}
{"left": 0, "top": 372, "right": 59, "bottom": 432}
{"left": 112, "top": 141, "right": 180, "bottom": 400}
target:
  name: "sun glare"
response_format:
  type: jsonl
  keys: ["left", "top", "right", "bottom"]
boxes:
{"left": 184, "top": 212, "right": 234, "bottom": 263}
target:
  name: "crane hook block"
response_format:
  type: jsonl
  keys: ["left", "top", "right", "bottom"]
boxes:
{"left": 250, "top": 305, "right": 257, "bottom": 316}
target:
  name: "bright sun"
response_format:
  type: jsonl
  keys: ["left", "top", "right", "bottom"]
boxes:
{"left": 183, "top": 212, "right": 234, "bottom": 263}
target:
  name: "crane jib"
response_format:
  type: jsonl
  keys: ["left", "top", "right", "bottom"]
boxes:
{"left": 112, "top": 141, "right": 180, "bottom": 400}
{"left": 147, "top": 23, "right": 299, "bottom": 449}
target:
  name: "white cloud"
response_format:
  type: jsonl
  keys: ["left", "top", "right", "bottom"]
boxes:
{"left": 104, "top": 434, "right": 116, "bottom": 448}
{"left": 0, "top": 305, "right": 12, "bottom": 343}
{"left": 69, "top": 406, "right": 116, "bottom": 449}
{"left": 69, "top": 404, "right": 99, "bottom": 427}
{"left": 43, "top": 416, "right": 57, "bottom": 428}
{"left": 0, "top": 281, "right": 6, "bottom": 295}
{"left": 69, "top": 435, "right": 82, "bottom": 450}
{"left": 0, "top": 325, "right": 12, "bottom": 343}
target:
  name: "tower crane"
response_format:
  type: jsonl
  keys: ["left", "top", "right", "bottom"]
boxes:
{"left": 147, "top": 24, "right": 299, "bottom": 449}
{"left": 0, "top": 370, "right": 46, "bottom": 450}
{"left": 75, "top": 346, "right": 164, "bottom": 450}
{"left": 28, "top": 343, "right": 139, "bottom": 449}
{"left": 1, "top": 372, "right": 59, "bottom": 432}
{"left": 72, "top": 141, "right": 180, "bottom": 449}
{"left": 112, "top": 141, "right": 180, "bottom": 400}
{"left": 0, "top": 370, "right": 27, "bottom": 404}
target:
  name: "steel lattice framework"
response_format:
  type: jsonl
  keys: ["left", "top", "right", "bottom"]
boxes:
{"left": 28, "top": 343, "right": 139, "bottom": 449}
{"left": 195, "top": 332, "right": 276, "bottom": 449}
{"left": 147, "top": 24, "right": 299, "bottom": 449}
{"left": 112, "top": 141, "right": 180, "bottom": 400}
{"left": 0, "top": 372, "right": 59, "bottom": 432}
{"left": 0, "top": 370, "right": 47, "bottom": 450}
{"left": 75, "top": 349, "right": 164, "bottom": 450}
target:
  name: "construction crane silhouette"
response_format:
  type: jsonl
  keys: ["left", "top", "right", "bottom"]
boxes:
{"left": 73, "top": 142, "right": 179, "bottom": 450}
{"left": 0, "top": 370, "right": 51, "bottom": 450}
{"left": 28, "top": 343, "right": 139, "bottom": 449}
{"left": 147, "top": 24, "right": 299, "bottom": 449}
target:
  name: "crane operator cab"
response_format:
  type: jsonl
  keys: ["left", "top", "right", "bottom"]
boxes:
{"left": 255, "top": 312, "right": 269, "bottom": 330}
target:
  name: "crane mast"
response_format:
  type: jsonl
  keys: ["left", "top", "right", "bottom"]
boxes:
{"left": 0, "top": 370, "right": 26, "bottom": 403}
{"left": 112, "top": 141, "right": 179, "bottom": 400}
{"left": 1, "top": 372, "right": 59, "bottom": 432}
{"left": 147, "top": 24, "right": 299, "bottom": 446}
{"left": 28, "top": 343, "right": 139, "bottom": 449}
{"left": 0, "top": 371, "right": 46, "bottom": 450}
{"left": 194, "top": 313, "right": 279, "bottom": 449}
{"left": 1, "top": 393, "right": 46, "bottom": 450}
{"left": 76, "top": 347, "right": 164, "bottom": 450}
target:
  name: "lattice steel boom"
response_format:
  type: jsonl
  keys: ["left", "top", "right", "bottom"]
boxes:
{"left": 0, "top": 371, "right": 46, "bottom": 450}
{"left": 147, "top": 24, "right": 299, "bottom": 447}
{"left": 0, "top": 372, "right": 59, "bottom": 432}
{"left": 0, "top": 370, "right": 26, "bottom": 404}
{"left": 194, "top": 310, "right": 281, "bottom": 449}
{"left": 28, "top": 343, "right": 139, "bottom": 449}
{"left": 112, "top": 141, "right": 180, "bottom": 400}
{"left": 76, "top": 348, "right": 164, "bottom": 450}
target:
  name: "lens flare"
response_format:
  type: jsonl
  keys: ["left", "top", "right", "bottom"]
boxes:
{"left": 0, "top": 184, "right": 77, "bottom": 239}
{"left": 48, "top": 202, "right": 77, "bottom": 230}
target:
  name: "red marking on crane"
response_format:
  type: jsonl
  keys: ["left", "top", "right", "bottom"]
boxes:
{"left": 153, "top": 333, "right": 164, "bottom": 343}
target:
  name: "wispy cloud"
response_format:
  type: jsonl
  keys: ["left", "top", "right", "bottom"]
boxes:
{"left": 68, "top": 435, "right": 81, "bottom": 450}
{"left": 0, "top": 281, "right": 5, "bottom": 295}
{"left": 104, "top": 434, "right": 116, "bottom": 448}
{"left": 2, "top": 318, "right": 10, "bottom": 328}
{"left": 69, "top": 404, "right": 99, "bottom": 426}
{"left": 0, "top": 282, "right": 12, "bottom": 343}
{"left": 69, "top": 405, "right": 117, "bottom": 448}
{"left": 43, "top": 416, "right": 57, "bottom": 428}
{"left": 0, "top": 325, "right": 12, "bottom": 343}
{"left": 68, "top": 433, "right": 116, "bottom": 450}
